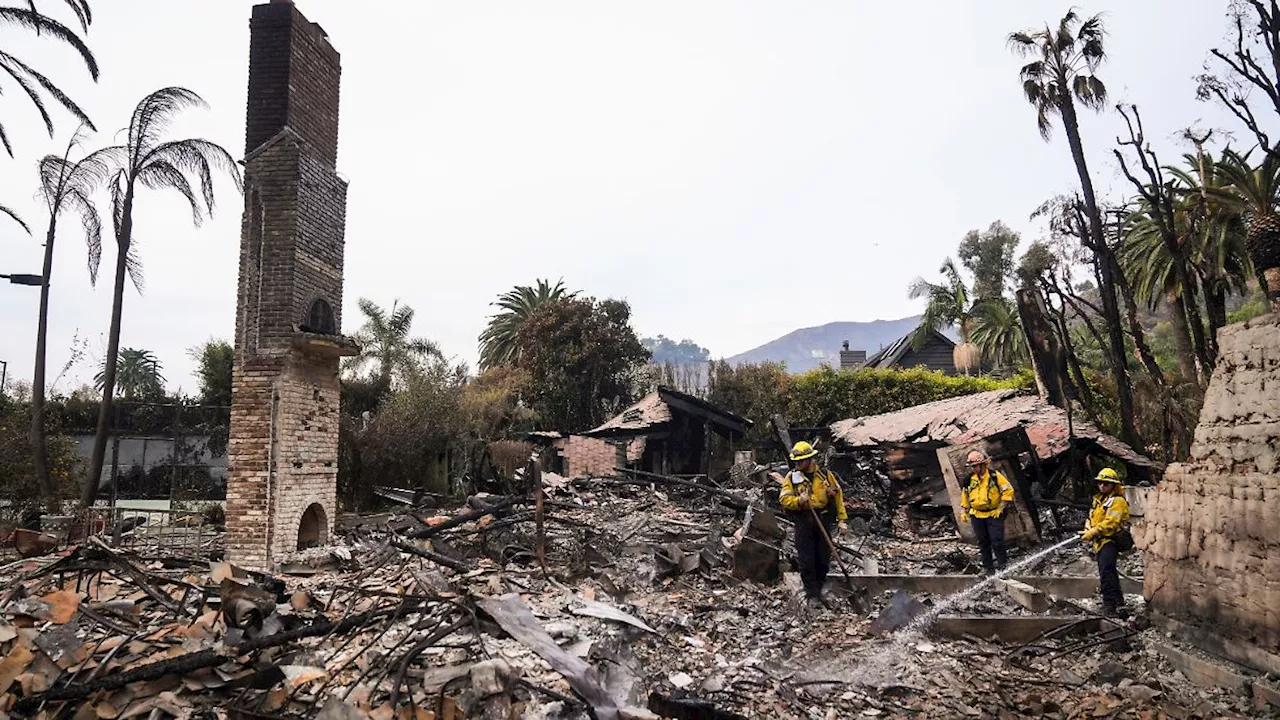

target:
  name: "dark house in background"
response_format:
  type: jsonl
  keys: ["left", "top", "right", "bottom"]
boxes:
{"left": 862, "top": 328, "right": 957, "bottom": 374}
{"left": 583, "top": 386, "right": 752, "bottom": 476}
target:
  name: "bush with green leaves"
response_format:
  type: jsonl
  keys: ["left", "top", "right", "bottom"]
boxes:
{"left": 0, "top": 396, "right": 80, "bottom": 515}
{"left": 785, "top": 366, "right": 1035, "bottom": 427}
{"left": 705, "top": 362, "right": 1034, "bottom": 453}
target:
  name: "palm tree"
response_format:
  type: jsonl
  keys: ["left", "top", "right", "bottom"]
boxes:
{"left": 970, "top": 298, "right": 1027, "bottom": 371}
{"left": 347, "top": 298, "right": 442, "bottom": 390}
{"left": 94, "top": 348, "right": 163, "bottom": 400}
{"left": 0, "top": 1, "right": 97, "bottom": 155}
{"left": 1168, "top": 150, "right": 1252, "bottom": 339}
{"left": 1120, "top": 153, "right": 1253, "bottom": 375}
{"left": 908, "top": 258, "right": 980, "bottom": 374}
{"left": 1211, "top": 148, "right": 1280, "bottom": 312}
{"left": 81, "top": 87, "right": 242, "bottom": 507}
{"left": 479, "top": 279, "right": 576, "bottom": 370}
{"left": 1120, "top": 199, "right": 1202, "bottom": 381}
{"left": 30, "top": 130, "right": 104, "bottom": 499}
{"left": 1010, "top": 11, "right": 1141, "bottom": 449}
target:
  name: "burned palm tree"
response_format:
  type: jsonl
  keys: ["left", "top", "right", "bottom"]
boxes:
{"left": 81, "top": 87, "right": 242, "bottom": 508}
{"left": 30, "top": 129, "right": 104, "bottom": 499}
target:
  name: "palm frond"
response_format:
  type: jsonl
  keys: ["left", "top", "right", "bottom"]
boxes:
{"left": 125, "top": 239, "right": 144, "bottom": 294}
{"left": 1006, "top": 31, "right": 1039, "bottom": 55}
{"left": 0, "top": 56, "right": 53, "bottom": 133}
{"left": 0, "top": 51, "right": 95, "bottom": 130}
{"left": 23, "top": 0, "right": 92, "bottom": 33}
{"left": 128, "top": 87, "right": 207, "bottom": 162}
{"left": 1, "top": 203, "right": 30, "bottom": 233}
{"left": 147, "top": 138, "right": 244, "bottom": 205}
{"left": 65, "top": 187, "right": 102, "bottom": 284}
{"left": 137, "top": 160, "right": 202, "bottom": 225}
{"left": 0, "top": 8, "right": 97, "bottom": 78}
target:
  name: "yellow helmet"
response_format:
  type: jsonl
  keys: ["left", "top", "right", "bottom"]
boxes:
{"left": 790, "top": 441, "right": 818, "bottom": 462}
{"left": 1095, "top": 468, "right": 1123, "bottom": 485}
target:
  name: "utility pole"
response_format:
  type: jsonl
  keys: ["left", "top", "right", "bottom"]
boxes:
{"left": 5, "top": 269, "right": 50, "bottom": 498}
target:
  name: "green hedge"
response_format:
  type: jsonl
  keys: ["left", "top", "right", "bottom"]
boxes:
{"left": 784, "top": 366, "right": 1035, "bottom": 427}
{"left": 705, "top": 361, "right": 1036, "bottom": 451}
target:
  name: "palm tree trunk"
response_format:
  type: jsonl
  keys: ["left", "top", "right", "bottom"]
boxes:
{"left": 30, "top": 220, "right": 57, "bottom": 504}
{"left": 1179, "top": 275, "right": 1212, "bottom": 379}
{"left": 83, "top": 196, "right": 132, "bottom": 508}
{"left": 1205, "top": 281, "right": 1227, "bottom": 354}
{"left": 1166, "top": 292, "right": 1198, "bottom": 381}
{"left": 1059, "top": 96, "right": 1142, "bottom": 450}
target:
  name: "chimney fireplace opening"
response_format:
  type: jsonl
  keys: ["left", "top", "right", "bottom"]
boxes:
{"left": 297, "top": 502, "right": 328, "bottom": 549}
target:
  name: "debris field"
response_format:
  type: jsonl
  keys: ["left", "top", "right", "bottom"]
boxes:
{"left": 0, "top": 471, "right": 1274, "bottom": 720}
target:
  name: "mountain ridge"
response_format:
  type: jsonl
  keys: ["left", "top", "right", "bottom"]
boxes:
{"left": 723, "top": 316, "right": 924, "bottom": 373}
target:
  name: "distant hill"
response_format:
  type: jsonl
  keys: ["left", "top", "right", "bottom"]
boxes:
{"left": 724, "top": 316, "right": 926, "bottom": 373}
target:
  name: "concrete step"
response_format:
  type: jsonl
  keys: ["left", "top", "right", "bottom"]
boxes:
{"left": 932, "top": 615, "right": 1101, "bottom": 644}
{"left": 844, "top": 574, "right": 1142, "bottom": 598}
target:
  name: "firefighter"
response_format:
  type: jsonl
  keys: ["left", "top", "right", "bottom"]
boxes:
{"left": 959, "top": 449, "right": 1015, "bottom": 575}
{"left": 1082, "top": 468, "right": 1131, "bottom": 616}
{"left": 779, "top": 441, "right": 847, "bottom": 607}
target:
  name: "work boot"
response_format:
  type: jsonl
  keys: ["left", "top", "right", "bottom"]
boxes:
{"left": 805, "top": 597, "right": 824, "bottom": 612}
{"left": 1101, "top": 605, "right": 1120, "bottom": 618}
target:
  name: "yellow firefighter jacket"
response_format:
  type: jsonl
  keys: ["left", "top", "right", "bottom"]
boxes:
{"left": 1085, "top": 490, "right": 1130, "bottom": 552}
{"left": 779, "top": 468, "right": 847, "bottom": 522}
{"left": 960, "top": 469, "right": 1015, "bottom": 519}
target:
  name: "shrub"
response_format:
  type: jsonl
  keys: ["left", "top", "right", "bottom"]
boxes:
{"left": 785, "top": 366, "right": 1035, "bottom": 426}
{"left": 0, "top": 396, "right": 81, "bottom": 513}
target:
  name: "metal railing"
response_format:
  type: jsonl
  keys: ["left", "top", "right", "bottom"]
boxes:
{"left": 83, "top": 505, "right": 223, "bottom": 558}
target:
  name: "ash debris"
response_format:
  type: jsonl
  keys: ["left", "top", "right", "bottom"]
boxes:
{"left": 0, "top": 471, "right": 1270, "bottom": 720}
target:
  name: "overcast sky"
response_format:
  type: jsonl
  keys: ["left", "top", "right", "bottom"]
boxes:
{"left": 0, "top": 0, "right": 1248, "bottom": 395}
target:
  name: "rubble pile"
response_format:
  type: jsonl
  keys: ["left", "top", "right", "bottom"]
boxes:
{"left": 0, "top": 480, "right": 1271, "bottom": 719}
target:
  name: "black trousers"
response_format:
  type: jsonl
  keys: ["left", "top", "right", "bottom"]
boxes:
{"left": 794, "top": 514, "right": 833, "bottom": 599}
{"left": 1097, "top": 542, "right": 1124, "bottom": 609}
{"left": 971, "top": 515, "right": 1007, "bottom": 571}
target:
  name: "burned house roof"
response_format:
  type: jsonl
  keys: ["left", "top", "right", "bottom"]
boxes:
{"left": 585, "top": 386, "right": 752, "bottom": 437}
{"left": 829, "top": 389, "right": 1160, "bottom": 469}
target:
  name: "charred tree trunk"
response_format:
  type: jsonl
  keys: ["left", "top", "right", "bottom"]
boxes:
{"left": 1112, "top": 261, "right": 1166, "bottom": 388}
{"left": 1061, "top": 96, "right": 1139, "bottom": 448}
{"left": 1016, "top": 288, "right": 1071, "bottom": 409}
{"left": 1204, "top": 281, "right": 1227, "bottom": 356}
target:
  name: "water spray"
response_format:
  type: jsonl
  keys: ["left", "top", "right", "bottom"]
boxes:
{"left": 841, "top": 534, "right": 1083, "bottom": 688}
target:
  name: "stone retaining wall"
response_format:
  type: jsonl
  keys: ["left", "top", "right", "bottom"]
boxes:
{"left": 1141, "top": 314, "right": 1280, "bottom": 666}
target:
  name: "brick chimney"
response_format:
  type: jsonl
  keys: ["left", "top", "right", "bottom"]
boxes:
{"left": 226, "top": 1, "right": 356, "bottom": 571}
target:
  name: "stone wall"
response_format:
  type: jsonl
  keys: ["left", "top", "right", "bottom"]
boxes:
{"left": 1140, "top": 314, "right": 1280, "bottom": 667}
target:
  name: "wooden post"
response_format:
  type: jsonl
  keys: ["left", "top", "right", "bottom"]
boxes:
{"left": 531, "top": 457, "right": 547, "bottom": 578}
